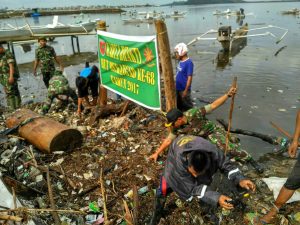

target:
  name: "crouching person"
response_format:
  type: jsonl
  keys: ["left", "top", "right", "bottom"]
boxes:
{"left": 42, "top": 70, "right": 77, "bottom": 114}
{"left": 150, "top": 135, "right": 256, "bottom": 225}
{"left": 76, "top": 63, "right": 99, "bottom": 115}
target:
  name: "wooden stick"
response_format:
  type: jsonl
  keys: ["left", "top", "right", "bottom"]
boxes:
{"left": 59, "top": 165, "right": 77, "bottom": 190}
{"left": 120, "top": 100, "right": 130, "bottom": 117}
{"left": 46, "top": 166, "right": 61, "bottom": 225}
{"left": 0, "top": 214, "right": 23, "bottom": 222}
{"left": 132, "top": 185, "right": 138, "bottom": 225}
{"left": 100, "top": 168, "right": 108, "bottom": 222}
{"left": 12, "top": 187, "right": 17, "bottom": 209}
{"left": 270, "top": 121, "right": 292, "bottom": 139}
{"left": 7, "top": 134, "right": 25, "bottom": 140}
{"left": 123, "top": 200, "right": 134, "bottom": 225}
{"left": 225, "top": 77, "right": 237, "bottom": 154}
{"left": 270, "top": 121, "right": 300, "bottom": 146}
{"left": 0, "top": 208, "right": 86, "bottom": 214}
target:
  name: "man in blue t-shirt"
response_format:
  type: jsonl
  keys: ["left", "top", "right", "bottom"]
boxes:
{"left": 174, "top": 42, "right": 194, "bottom": 111}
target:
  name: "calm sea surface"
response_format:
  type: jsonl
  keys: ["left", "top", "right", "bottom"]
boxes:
{"left": 0, "top": 2, "right": 299, "bottom": 158}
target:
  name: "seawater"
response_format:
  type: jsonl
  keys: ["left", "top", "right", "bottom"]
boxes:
{"left": 0, "top": 2, "right": 299, "bottom": 158}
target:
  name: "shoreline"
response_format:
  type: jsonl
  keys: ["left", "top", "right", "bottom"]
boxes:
{"left": 0, "top": 7, "right": 125, "bottom": 19}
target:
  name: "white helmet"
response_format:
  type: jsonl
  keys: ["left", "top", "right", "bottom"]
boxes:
{"left": 174, "top": 42, "right": 188, "bottom": 57}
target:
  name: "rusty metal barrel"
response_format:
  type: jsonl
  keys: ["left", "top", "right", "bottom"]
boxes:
{"left": 6, "top": 109, "right": 83, "bottom": 153}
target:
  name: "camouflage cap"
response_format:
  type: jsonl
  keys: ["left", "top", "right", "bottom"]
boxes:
{"left": 53, "top": 70, "right": 63, "bottom": 76}
{"left": 37, "top": 36, "right": 47, "bottom": 42}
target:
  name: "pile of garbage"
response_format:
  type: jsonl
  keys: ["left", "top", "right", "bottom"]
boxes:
{"left": 0, "top": 101, "right": 300, "bottom": 225}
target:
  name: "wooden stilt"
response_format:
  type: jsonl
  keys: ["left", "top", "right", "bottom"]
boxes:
{"left": 71, "top": 36, "right": 75, "bottom": 54}
{"left": 76, "top": 36, "right": 80, "bottom": 53}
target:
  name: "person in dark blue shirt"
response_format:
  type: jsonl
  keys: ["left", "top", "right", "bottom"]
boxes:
{"left": 174, "top": 43, "right": 194, "bottom": 111}
{"left": 76, "top": 62, "right": 99, "bottom": 115}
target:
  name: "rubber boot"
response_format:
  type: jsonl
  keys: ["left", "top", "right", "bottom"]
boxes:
{"left": 149, "top": 196, "right": 166, "bottom": 225}
{"left": 14, "top": 94, "right": 21, "bottom": 109}
{"left": 6, "top": 95, "right": 16, "bottom": 112}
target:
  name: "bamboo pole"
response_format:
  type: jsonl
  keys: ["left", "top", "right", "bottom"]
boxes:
{"left": 155, "top": 20, "right": 176, "bottom": 111}
{"left": 225, "top": 77, "right": 237, "bottom": 154}
{"left": 97, "top": 20, "right": 108, "bottom": 106}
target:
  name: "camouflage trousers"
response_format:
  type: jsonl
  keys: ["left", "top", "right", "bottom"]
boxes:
{"left": 0, "top": 74, "right": 21, "bottom": 111}
{"left": 41, "top": 69, "right": 55, "bottom": 88}
{"left": 208, "top": 124, "right": 251, "bottom": 162}
{"left": 43, "top": 88, "right": 78, "bottom": 113}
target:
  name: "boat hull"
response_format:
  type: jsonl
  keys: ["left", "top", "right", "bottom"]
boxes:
{"left": 0, "top": 21, "right": 95, "bottom": 42}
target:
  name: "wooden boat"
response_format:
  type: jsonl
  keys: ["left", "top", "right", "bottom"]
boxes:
{"left": 187, "top": 23, "right": 288, "bottom": 54}
{"left": 217, "top": 23, "right": 248, "bottom": 52}
{"left": 281, "top": 8, "right": 300, "bottom": 15}
{"left": 168, "top": 11, "right": 187, "bottom": 18}
{"left": 0, "top": 15, "right": 96, "bottom": 42}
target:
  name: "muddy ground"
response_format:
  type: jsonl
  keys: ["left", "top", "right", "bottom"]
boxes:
{"left": 0, "top": 100, "right": 300, "bottom": 225}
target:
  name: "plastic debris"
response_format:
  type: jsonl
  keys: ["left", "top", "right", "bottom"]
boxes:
{"left": 262, "top": 177, "right": 300, "bottom": 203}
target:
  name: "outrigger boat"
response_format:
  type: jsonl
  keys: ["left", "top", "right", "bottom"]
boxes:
{"left": 187, "top": 23, "right": 288, "bottom": 53}
{"left": 0, "top": 15, "right": 96, "bottom": 42}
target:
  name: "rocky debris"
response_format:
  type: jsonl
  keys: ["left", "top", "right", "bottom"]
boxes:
{"left": 0, "top": 101, "right": 299, "bottom": 225}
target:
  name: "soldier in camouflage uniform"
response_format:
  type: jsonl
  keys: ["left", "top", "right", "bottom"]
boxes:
{"left": 33, "top": 37, "right": 63, "bottom": 88}
{"left": 42, "top": 70, "right": 77, "bottom": 114}
{"left": 149, "top": 85, "right": 258, "bottom": 165}
{"left": 0, "top": 42, "right": 21, "bottom": 111}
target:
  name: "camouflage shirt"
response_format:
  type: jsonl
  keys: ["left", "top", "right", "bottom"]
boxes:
{"left": 0, "top": 50, "right": 19, "bottom": 79}
{"left": 168, "top": 105, "right": 247, "bottom": 159}
{"left": 48, "top": 71, "right": 69, "bottom": 97}
{"left": 168, "top": 105, "right": 214, "bottom": 139}
{"left": 35, "top": 45, "right": 56, "bottom": 73}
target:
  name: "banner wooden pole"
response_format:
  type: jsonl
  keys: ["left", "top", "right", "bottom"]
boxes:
{"left": 97, "top": 20, "right": 108, "bottom": 106}
{"left": 155, "top": 20, "right": 176, "bottom": 111}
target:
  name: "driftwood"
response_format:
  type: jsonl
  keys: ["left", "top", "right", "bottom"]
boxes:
{"left": 274, "top": 45, "right": 287, "bottom": 56}
{"left": 0, "top": 214, "right": 23, "bottom": 222}
{"left": 89, "top": 102, "right": 128, "bottom": 125}
{"left": 5, "top": 109, "right": 83, "bottom": 153}
{"left": 217, "top": 118, "right": 280, "bottom": 145}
